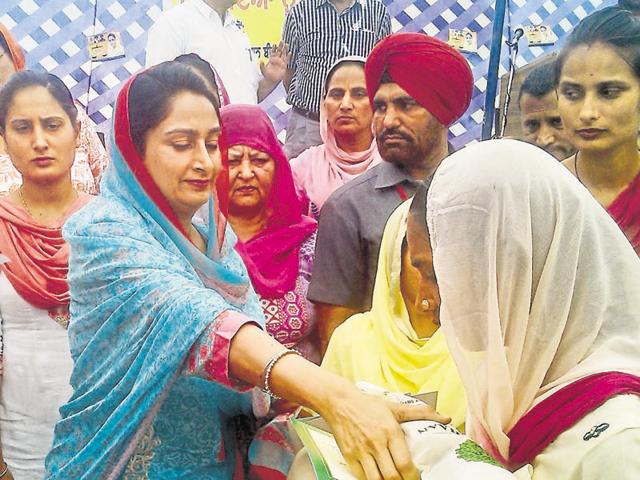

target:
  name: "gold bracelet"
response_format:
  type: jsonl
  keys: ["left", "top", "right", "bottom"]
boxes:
{"left": 261, "top": 349, "right": 301, "bottom": 399}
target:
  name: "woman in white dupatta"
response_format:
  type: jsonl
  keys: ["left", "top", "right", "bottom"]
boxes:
{"left": 407, "top": 138, "right": 640, "bottom": 479}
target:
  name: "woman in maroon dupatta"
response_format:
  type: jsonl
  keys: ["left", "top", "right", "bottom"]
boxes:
{"left": 557, "top": 6, "right": 640, "bottom": 254}
{"left": 220, "top": 104, "right": 319, "bottom": 363}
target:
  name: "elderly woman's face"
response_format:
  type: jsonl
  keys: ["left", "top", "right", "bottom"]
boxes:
{"left": 3, "top": 86, "right": 78, "bottom": 185}
{"left": 324, "top": 64, "right": 373, "bottom": 138}
{"left": 227, "top": 145, "right": 275, "bottom": 214}
{"left": 142, "top": 91, "right": 221, "bottom": 220}
{"left": 0, "top": 47, "right": 16, "bottom": 87}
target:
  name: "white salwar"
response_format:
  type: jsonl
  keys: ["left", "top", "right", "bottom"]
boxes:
{"left": 0, "top": 273, "right": 73, "bottom": 479}
{"left": 424, "top": 139, "right": 640, "bottom": 476}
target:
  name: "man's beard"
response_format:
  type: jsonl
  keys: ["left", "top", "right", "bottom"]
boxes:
{"left": 379, "top": 142, "right": 422, "bottom": 167}
{"left": 377, "top": 129, "right": 421, "bottom": 166}
{"left": 377, "top": 128, "right": 441, "bottom": 174}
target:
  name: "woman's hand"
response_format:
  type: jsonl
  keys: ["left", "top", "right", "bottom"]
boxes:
{"left": 227, "top": 326, "right": 450, "bottom": 478}
{"left": 319, "top": 387, "right": 450, "bottom": 480}
{"left": 0, "top": 462, "right": 14, "bottom": 480}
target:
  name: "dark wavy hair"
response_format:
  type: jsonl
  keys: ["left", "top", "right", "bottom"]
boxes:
{"left": 174, "top": 53, "right": 220, "bottom": 102}
{"left": 619, "top": 0, "right": 640, "bottom": 14}
{"left": 519, "top": 61, "right": 557, "bottom": 103}
{"left": 323, "top": 59, "right": 365, "bottom": 96}
{"left": 0, "top": 70, "right": 78, "bottom": 133}
{"left": 0, "top": 30, "right": 10, "bottom": 57}
{"left": 557, "top": 6, "right": 640, "bottom": 80}
{"left": 128, "top": 61, "right": 220, "bottom": 155}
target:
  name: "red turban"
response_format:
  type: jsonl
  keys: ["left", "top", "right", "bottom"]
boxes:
{"left": 365, "top": 32, "right": 473, "bottom": 126}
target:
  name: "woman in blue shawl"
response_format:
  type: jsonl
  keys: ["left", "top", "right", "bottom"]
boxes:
{"left": 43, "top": 62, "right": 447, "bottom": 480}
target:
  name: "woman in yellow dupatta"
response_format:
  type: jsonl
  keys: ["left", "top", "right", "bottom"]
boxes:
{"left": 322, "top": 200, "right": 467, "bottom": 429}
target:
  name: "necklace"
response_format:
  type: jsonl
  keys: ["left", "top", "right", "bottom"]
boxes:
{"left": 574, "top": 153, "right": 584, "bottom": 186}
{"left": 18, "top": 186, "right": 79, "bottom": 221}
{"left": 18, "top": 187, "right": 34, "bottom": 218}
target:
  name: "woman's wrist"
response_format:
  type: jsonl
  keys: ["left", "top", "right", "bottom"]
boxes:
{"left": 227, "top": 323, "right": 361, "bottom": 417}
{"left": 302, "top": 369, "right": 359, "bottom": 419}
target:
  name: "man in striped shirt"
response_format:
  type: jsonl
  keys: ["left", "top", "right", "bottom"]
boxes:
{"left": 282, "top": 0, "right": 391, "bottom": 159}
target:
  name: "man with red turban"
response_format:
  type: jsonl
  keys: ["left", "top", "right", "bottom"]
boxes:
{"left": 308, "top": 33, "right": 474, "bottom": 352}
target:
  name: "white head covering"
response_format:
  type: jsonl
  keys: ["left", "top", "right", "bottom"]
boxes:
{"left": 425, "top": 139, "right": 640, "bottom": 460}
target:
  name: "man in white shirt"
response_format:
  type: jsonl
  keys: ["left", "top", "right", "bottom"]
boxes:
{"left": 146, "top": 0, "right": 288, "bottom": 104}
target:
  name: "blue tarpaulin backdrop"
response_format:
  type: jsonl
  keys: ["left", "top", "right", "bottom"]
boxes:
{"left": 0, "top": 0, "right": 617, "bottom": 147}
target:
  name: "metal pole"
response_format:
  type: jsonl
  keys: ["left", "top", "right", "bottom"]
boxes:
{"left": 499, "top": 28, "right": 524, "bottom": 137}
{"left": 481, "top": 0, "right": 508, "bottom": 140}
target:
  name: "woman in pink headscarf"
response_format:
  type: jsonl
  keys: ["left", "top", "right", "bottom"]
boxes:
{"left": 290, "top": 57, "right": 381, "bottom": 218}
{"left": 220, "top": 104, "right": 319, "bottom": 363}
{"left": 219, "top": 104, "right": 320, "bottom": 478}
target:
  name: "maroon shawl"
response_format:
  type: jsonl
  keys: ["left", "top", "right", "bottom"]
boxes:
{"left": 608, "top": 171, "right": 640, "bottom": 255}
{"left": 507, "top": 372, "right": 640, "bottom": 470}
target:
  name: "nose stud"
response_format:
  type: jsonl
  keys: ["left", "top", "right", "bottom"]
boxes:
{"left": 420, "top": 299, "right": 430, "bottom": 311}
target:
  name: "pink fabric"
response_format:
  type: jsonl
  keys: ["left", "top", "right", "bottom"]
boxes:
{"left": 259, "top": 234, "right": 319, "bottom": 363}
{"left": 213, "top": 69, "right": 231, "bottom": 107}
{"left": 0, "top": 194, "right": 91, "bottom": 311}
{"left": 186, "top": 310, "right": 256, "bottom": 390}
{"left": 607, "top": 171, "right": 640, "bottom": 255}
{"left": 291, "top": 60, "right": 381, "bottom": 212}
{"left": 219, "top": 104, "right": 317, "bottom": 297}
{"left": 506, "top": 372, "right": 640, "bottom": 470}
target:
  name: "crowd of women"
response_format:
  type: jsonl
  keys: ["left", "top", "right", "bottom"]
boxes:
{"left": 0, "top": 4, "right": 638, "bottom": 480}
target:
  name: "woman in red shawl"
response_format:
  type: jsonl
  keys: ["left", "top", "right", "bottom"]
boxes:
{"left": 557, "top": 6, "right": 640, "bottom": 254}
{"left": 220, "top": 104, "right": 319, "bottom": 363}
{"left": 0, "top": 22, "right": 108, "bottom": 196}
{"left": 0, "top": 71, "right": 93, "bottom": 480}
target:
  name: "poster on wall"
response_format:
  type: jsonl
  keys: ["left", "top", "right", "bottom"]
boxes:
{"left": 447, "top": 28, "right": 477, "bottom": 53}
{"left": 87, "top": 32, "right": 125, "bottom": 61}
{"left": 232, "top": 0, "right": 297, "bottom": 64}
{"left": 523, "top": 25, "right": 555, "bottom": 46}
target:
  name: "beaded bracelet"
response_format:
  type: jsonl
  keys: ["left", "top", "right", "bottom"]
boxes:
{"left": 261, "top": 349, "right": 301, "bottom": 399}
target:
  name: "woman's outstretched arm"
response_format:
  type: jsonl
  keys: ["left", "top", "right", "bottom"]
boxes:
{"left": 229, "top": 323, "right": 450, "bottom": 480}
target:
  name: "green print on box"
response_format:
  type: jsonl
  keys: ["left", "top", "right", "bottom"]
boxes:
{"left": 455, "top": 439, "right": 505, "bottom": 468}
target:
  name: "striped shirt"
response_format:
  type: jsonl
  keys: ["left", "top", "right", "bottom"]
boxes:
{"left": 283, "top": 0, "right": 391, "bottom": 114}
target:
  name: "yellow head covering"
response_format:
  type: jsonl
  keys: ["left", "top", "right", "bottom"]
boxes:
{"left": 322, "top": 200, "right": 467, "bottom": 429}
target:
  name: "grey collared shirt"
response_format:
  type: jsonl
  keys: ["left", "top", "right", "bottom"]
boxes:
{"left": 308, "top": 161, "right": 421, "bottom": 311}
